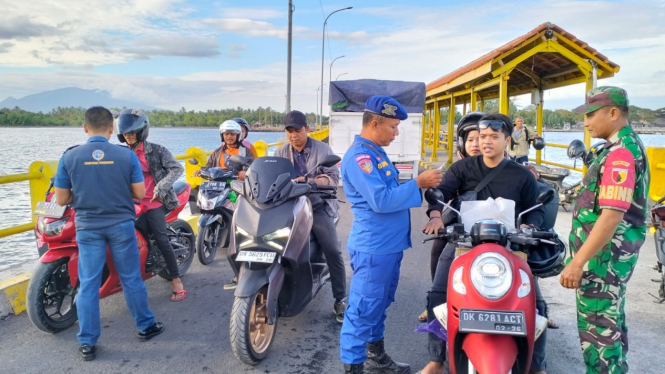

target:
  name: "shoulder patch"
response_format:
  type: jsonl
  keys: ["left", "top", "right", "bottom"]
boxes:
{"left": 357, "top": 159, "right": 374, "bottom": 174}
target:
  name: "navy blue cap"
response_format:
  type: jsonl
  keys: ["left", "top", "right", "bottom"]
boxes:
{"left": 364, "top": 95, "right": 408, "bottom": 120}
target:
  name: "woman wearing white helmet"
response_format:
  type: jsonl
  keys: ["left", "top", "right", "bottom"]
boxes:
{"left": 193, "top": 120, "right": 255, "bottom": 179}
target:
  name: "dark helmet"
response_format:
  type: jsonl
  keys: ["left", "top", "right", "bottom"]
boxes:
{"left": 233, "top": 117, "right": 250, "bottom": 140}
{"left": 528, "top": 231, "right": 567, "bottom": 278}
{"left": 584, "top": 141, "right": 607, "bottom": 167}
{"left": 567, "top": 139, "right": 586, "bottom": 159}
{"left": 117, "top": 109, "right": 149, "bottom": 146}
{"left": 532, "top": 137, "right": 546, "bottom": 150}
{"left": 456, "top": 111, "right": 485, "bottom": 158}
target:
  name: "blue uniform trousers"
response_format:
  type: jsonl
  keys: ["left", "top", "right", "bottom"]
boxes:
{"left": 340, "top": 250, "right": 403, "bottom": 364}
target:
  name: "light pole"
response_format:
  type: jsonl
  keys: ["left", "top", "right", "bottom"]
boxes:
{"left": 286, "top": 0, "right": 294, "bottom": 112}
{"left": 320, "top": 6, "right": 352, "bottom": 126}
{"left": 336, "top": 73, "right": 348, "bottom": 81}
{"left": 316, "top": 84, "right": 326, "bottom": 127}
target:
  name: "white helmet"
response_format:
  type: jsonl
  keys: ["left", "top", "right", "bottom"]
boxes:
{"left": 220, "top": 120, "right": 242, "bottom": 135}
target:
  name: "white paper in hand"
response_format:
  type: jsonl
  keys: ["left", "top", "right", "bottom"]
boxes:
{"left": 460, "top": 198, "right": 516, "bottom": 232}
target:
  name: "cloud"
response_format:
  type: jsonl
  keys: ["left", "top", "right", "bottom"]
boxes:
{"left": 0, "top": 42, "right": 14, "bottom": 53}
{"left": 220, "top": 7, "right": 283, "bottom": 20}
{"left": 0, "top": 16, "right": 59, "bottom": 40}
{"left": 228, "top": 43, "right": 246, "bottom": 51}
{"left": 121, "top": 36, "right": 220, "bottom": 59}
{"left": 202, "top": 18, "right": 288, "bottom": 38}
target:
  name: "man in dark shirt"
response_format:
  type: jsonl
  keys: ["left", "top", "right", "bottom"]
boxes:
{"left": 417, "top": 113, "right": 545, "bottom": 374}
{"left": 54, "top": 107, "right": 164, "bottom": 361}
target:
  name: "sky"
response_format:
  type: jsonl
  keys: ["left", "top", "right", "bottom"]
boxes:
{"left": 0, "top": 0, "right": 664, "bottom": 114}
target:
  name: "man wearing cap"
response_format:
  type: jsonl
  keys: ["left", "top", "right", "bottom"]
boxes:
{"left": 560, "top": 86, "right": 650, "bottom": 374}
{"left": 274, "top": 110, "right": 348, "bottom": 323}
{"left": 339, "top": 96, "right": 442, "bottom": 374}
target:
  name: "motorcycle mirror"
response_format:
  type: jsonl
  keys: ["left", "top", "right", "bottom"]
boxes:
{"left": 567, "top": 140, "right": 587, "bottom": 160}
{"left": 188, "top": 158, "right": 199, "bottom": 165}
{"left": 424, "top": 188, "right": 444, "bottom": 205}
{"left": 317, "top": 154, "right": 342, "bottom": 168}
{"left": 537, "top": 189, "right": 555, "bottom": 205}
{"left": 231, "top": 180, "right": 244, "bottom": 195}
{"left": 229, "top": 155, "right": 248, "bottom": 167}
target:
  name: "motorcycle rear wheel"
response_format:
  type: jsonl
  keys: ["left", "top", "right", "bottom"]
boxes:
{"left": 230, "top": 286, "right": 276, "bottom": 365}
{"left": 26, "top": 258, "right": 78, "bottom": 333}
{"left": 196, "top": 223, "right": 221, "bottom": 265}
{"left": 158, "top": 219, "right": 196, "bottom": 280}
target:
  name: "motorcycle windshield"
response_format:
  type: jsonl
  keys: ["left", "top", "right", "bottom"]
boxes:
{"left": 202, "top": 167, "right": 236, "bottom": 180}
{"left": 245, "top": 157, "right": 298, "bottom": 204}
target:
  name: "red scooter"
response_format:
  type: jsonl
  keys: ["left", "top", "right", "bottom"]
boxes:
{"left": 424, "top": 189, "right": 553, "bottom": 374}
{"left": 27, "top": 180, "right": 195, "bottom": 333}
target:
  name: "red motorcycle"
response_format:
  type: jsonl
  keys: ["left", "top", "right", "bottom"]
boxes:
{"left": 424, "top": 189, "right": 555, "bottom": 374}
{"left": 650, "top": 196, "right": 665, "bottom": 302}
{"left": 27, "top": 180, "right": 195, "bottom": 333}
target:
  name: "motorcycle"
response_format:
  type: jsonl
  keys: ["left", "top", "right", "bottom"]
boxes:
{"left": 27, "top": 180, "right": 195, "bottom": 333}
{"left": 225, "top": 154, "right": 340, "bottom": 365}
{"left": 423, "top": 188, "right": 556, "bottom": 374}
{"left": 650, "top": 196, "right": 665, "bottom": 302}
{"left": 189, "top": 158, "right": 240, "bottom": 265}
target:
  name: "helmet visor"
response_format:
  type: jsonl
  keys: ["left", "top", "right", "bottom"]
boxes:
{"left": 117, "top": 113, "right": 146, "bottom": 134}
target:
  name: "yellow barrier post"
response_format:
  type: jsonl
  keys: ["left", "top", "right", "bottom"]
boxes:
{"left": 176, "top": 147, "right": 209, "bottom": 190}
{"left": 28, "top": 161, "right": 59, "bottom": 223}
{"left": 447, "top": 97, "right": 455, "bottom": 167}
{"left": 254, "top": 140, "right": 269, "bottom": 157}
{"left": 647, "top": 147, "right": 665, "bottom": 201}
{"left": 431, "top": 100, "right": 440, "bottom": 162}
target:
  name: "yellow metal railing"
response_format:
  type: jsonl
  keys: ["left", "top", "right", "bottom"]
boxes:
{"left": 0, "top": 128, "right": 330, "bottom": 239}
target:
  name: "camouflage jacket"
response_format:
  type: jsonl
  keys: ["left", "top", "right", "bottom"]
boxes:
{"left": 144, "top": 141, "right": 184, "bottom": 211}
{"left": 569, "top": 125, "right": 650, "bottom": 286}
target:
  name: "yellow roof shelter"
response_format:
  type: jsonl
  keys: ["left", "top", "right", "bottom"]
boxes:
{"left": 422, "top": 22, "right": 620, "bottom": 168}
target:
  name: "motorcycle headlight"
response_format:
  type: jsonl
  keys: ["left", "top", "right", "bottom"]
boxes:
{"left": 235, "top": 225, "right": 255, "bottom": 248}
{"left": 38, "top": 217, "right": 68, "bottom": 237}
{"left": 198, "top": 194, "right": 223, "bottom": 211}
{"left": 517, "top": 269, "right": 531, "bottom": 298}
{"left": 261, "top": 227, "right": 291, "bottom": 251}
{"left": 452, "top": 266, "right": 466, "bottom": 295}
{"left": 470, "top": 252, "right": 512, "bottom": 300}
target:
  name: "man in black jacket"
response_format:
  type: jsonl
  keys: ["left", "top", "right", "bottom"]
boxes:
{"left": 418, "top": 113, "right": 545, "bottom": 374}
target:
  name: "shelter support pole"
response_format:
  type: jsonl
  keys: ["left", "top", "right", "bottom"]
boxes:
{"left": 431, "top": 100, "right": 440, "bottom": 162}
{"left": 536, "top": 90, "right": 543, "bottom": 165}
{"left": 470, "top": 91, "right": 477, "bottom": 112}
{"left": 479, "top": 97, "right": 484, "bottom": 112}
{"left": 462, "top": 102, "right": 467, "bottom": 115}
{"left": 421, "top": 107, "right": 427, "bottom": 157}
{"left": 447, "top": 96, "right": 455, "bottom": 167}
{"left": 499, "top": 74, "right": 509, "bottom": 115}
{"left": 583, "top": 78, "right": 594, "bottom": 174}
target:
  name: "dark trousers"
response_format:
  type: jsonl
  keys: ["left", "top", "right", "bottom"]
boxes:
{"left": 430, "top": 239, "right": 447, "bottom": 280}
{"left": 311, "top": 206, "right": 346, "bottom": 300}
{"left": 143, "top": 206, "right": 180, "bottom": 278}
{"left": 426, "top": 243, "right": 547, "bottom": 369}
{"left": 512, "top": 155, "right": 529, "bottom": 164}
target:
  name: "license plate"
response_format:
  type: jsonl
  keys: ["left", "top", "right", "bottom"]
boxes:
{"left": 200, "top": 181, "right": 226, "bottom": 191}
{"left": 236, "top": 251, "right": 276, "bottom": 264}
{"left": 34, "top": 201, "right": 66, "bottom": 218}
{"left": 459, "top": 309, "right": 527, "bottom": 336}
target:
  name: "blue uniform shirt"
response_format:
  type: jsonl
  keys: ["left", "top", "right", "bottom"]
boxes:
{"left": 341, "top": 135, "right": 422, "bottom": 254}
{"left": 54, "top": 136, "right": 144, "bottom": 230}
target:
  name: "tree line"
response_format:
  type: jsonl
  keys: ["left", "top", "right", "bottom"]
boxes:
{"left": 0, "top": 106, "right": 327, "bottom": 127}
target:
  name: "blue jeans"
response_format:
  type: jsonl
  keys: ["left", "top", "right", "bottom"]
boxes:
{"left": 76, "top": 220, "right": 155, "bottom": 346}
{"left": 340, "top": 250, "right": 403, "bottom": 364}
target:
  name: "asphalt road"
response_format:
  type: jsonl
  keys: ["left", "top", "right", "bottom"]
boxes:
{"left": 0, "top": 187, "right": 663, "bottom": 374}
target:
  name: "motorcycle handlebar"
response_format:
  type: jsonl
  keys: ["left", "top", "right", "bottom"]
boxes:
{"left": 316, "top": 185, "right": 337, "bottom": 191}
{"left": 530, "top": 231, "right": 557, "bottom": 239}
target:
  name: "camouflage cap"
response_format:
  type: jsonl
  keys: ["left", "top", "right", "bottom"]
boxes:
{"left": 573, "top": 86, "right": 629, "bottom": 115}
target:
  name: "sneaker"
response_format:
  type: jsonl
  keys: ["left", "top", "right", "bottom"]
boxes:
{"left": 334, "top": 299, "right": 347, "bottom": 323}
{"left": 223, "top": 276, "right": 238, "bottom": 290}
{"left": 79, "top": 344, "right": 96, "bottom": 361}
{"left": 138, "top": 322, "right": 165, "bottom": 342}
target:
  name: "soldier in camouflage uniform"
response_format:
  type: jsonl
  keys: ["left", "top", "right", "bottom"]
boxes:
{"left": 560, "top": 87, "right": 650, "bottom": 374}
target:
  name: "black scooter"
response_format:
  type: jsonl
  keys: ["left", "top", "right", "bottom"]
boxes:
{"left": 226, "top": 154, "right": 340, "bottom": 365}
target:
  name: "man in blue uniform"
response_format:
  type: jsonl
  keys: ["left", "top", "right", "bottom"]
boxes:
{"left": 340, "top": 96, "right": 443, "bottom": 374}
{"left": 54, "top": 106, "right": 164, "bottom": 361}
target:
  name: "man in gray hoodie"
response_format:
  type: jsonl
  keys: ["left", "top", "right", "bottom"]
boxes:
{"left": 275, "top": 110, "right": 347, "bottom": 323}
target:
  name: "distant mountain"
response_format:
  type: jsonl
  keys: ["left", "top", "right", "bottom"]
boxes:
{"left": 0, "top": 87, "right": 156, "bottom": 113}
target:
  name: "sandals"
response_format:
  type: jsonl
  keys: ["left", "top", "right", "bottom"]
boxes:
{"left": 547, "top": 318, "right": 559, "bottom": 329}
{"left": 418, "top": 310, "right": 428, "bottom": 323}
{"left": 170, "top": 289, "right": 188, "bottom": 302}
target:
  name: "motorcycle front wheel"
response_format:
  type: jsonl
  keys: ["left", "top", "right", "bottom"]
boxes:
{"left": 158, "top": 219, "right": 196, "bottom": 280}
{"left": 230, "top": 286, "right": 276, "bottom": 365}
{"left": 196, "top": 223, "right": 221, "bottom": 265}
{"left": 26, "top": 258, "right": 79, "bottom": 333}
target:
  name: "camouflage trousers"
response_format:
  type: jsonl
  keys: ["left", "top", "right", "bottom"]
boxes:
{"left": 576, "top": 278, "right": 630, "bottom": 374}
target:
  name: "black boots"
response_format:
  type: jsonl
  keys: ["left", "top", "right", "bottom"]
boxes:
{"left": 364, "top": 339, "right": 411, "bottom": 374}
{"left": 344, "top": 363, "right": 365, "bottom": 374}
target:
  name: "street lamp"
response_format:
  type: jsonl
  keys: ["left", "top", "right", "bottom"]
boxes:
{"left": 320, "top": 6, "right": 352, "bottom": 126}
{"left": 330, "top": 55, "right": 345, "bottom": 86}
{"left": 336, "top": 73, "right": 348, "bottom": 81}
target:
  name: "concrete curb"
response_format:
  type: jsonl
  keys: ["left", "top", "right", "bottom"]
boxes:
{"left": 0, "top": 272, "right": 31, "bottom": 317}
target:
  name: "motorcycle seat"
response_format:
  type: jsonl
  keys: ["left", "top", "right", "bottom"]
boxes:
{"left": 173, "top": 181, "right": 188, "bottom": 195}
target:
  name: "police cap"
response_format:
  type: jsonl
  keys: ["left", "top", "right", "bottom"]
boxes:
{"left": 364, "top": 95, "right": 408, "bottom": 120}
